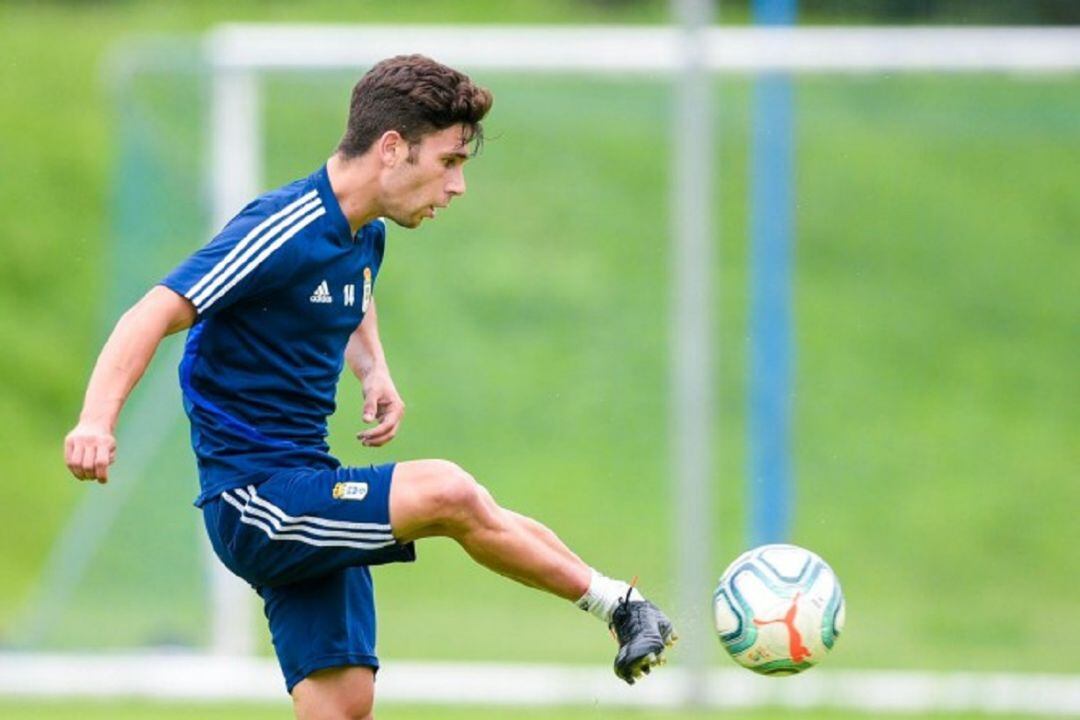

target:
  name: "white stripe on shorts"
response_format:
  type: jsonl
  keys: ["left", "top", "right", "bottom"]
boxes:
{"left": 221, "top": 490, "right": 397, "bottom": 551}
{"left": 225, "top": 489, "right": 393, "bottom": 542}
{"left": 239, "top": 485, "right": 393, "bottom": 532}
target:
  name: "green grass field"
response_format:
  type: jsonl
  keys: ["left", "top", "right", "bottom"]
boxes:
{"left": 2, "top": 2, "right": 1079, "bottom": 716}
{"left": 0, "top": 703, "right": 1058, "bottom": 720}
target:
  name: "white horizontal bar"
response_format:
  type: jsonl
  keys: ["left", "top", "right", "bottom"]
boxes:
{"left": 2, "top": 653, "right": 1080, "bottom": 715}
{"left": 205, "top": 25, "right": 1080, "bottom": 74}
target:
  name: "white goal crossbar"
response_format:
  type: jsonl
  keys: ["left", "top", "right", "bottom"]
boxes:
{"left": 206, "top": 25, "right": 1080, "bottom": 73}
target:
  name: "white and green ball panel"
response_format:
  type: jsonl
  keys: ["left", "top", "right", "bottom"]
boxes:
{"left": 713, "top": 544, "right": 845, "bottom": 673}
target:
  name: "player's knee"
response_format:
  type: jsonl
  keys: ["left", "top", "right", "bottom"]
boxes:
{"left": 346, "top": 697, "right": 374, "bottom": 720}
{"left": 427, "top": 460, "right": 490, "bottom": 530}
{"left": 293, "top": 693, "right": 371, "bottom": 720}
{"left": 296, "top": 688, "right": 372, "bottom": 720}
{"left": 330, "top": 694, "right": 373, "bottom": 720}
{"left": 292, "top": 667, "right": 373, "bottom": 720}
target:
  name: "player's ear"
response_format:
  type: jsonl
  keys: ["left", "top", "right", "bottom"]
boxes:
{"left": 378, "top": 130, "right": 407, "bottom": 167}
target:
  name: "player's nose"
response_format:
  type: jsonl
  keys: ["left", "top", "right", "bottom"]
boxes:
{"left": 446, "top": 167, "right": 466, "bottom": 197}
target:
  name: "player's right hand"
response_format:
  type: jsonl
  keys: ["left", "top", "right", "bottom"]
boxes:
{"left": 64, "top": 422, "right": 117, "bottom": 484}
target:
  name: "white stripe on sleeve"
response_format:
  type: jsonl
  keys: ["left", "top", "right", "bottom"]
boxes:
{"left": 185, "top": 190, "right": 318, "bottom": 301}
{"left": 196, "top": 204, "right": 325, "bottom": 313}
{"left": 191, "top": 197, "right": 322, "bottom": 311}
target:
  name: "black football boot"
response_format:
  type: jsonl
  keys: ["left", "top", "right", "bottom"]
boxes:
{"left": 609, "top": 588, "right": 678, "bottom": 684}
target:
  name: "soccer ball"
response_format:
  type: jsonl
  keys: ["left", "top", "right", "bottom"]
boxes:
{"left": 713, "top": 543, "right": 845, "bottom": 675}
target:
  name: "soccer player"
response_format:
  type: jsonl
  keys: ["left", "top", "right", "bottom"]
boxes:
{"left": 64, "top": 55, "right": 675, "bottom": 719}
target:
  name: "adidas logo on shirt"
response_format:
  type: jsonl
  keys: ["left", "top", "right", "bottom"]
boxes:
{"left": 310, "top": 280, "right": 333, "bottom": 304}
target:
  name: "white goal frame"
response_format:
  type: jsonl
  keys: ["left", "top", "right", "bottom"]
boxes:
{"left": 9, "top": 22, "right": 1080, "bottom": 714}
{"left": 206, "top": 24, "right": 1080, "bottom": 711}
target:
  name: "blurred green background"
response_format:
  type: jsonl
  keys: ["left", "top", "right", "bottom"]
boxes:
{"left": 2, "top": 0, "right": 1078, "bottom": 718}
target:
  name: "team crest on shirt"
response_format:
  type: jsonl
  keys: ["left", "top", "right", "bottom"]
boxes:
{"left": 332, "top": 481, "right": 369, "bottom": 501}
{"left": 362, "top": 267, "right": 373, "bottom": 312}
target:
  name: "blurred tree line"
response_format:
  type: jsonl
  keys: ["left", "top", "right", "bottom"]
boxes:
{"left": 588, "top": 0, "right": 1080, "bottom": 24}
{"left": 799, "top": 0, "right": 1079, "bottom": 23}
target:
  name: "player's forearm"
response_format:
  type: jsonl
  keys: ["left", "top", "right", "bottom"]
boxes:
{"left": 346, "top": 300, "right": 389, "bottom": 379}
{"left": 78, "top": 288, "right": 191, "bottom": 429}
{"left": 79, "top": 312, "right": 167, "bottom": 430}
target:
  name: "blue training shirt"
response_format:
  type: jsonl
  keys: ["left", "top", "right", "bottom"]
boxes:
{"left": 160, "top": 165, "right": 385, "bottom": 506}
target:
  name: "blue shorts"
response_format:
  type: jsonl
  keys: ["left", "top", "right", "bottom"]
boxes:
{"left": 201, "top": 463, "right": 416, "bottom": 692}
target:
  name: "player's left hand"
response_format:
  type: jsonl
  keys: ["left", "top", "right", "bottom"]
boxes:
{"left": 357, "top": 369, "right": 405, "bottom": 447}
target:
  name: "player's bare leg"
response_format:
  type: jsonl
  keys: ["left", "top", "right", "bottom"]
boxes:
{"left": 391, "top": 459, "right": 590, "bottom": 597}
{"left": 389, "top": 459, "right": 676, "bottom": 682}
{"left": 291, "top": 666, "right": 373, "bottom": 720}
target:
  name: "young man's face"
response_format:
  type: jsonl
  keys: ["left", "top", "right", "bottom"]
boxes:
{"left": 381, "top": 124, "right": 470, "bottom": 229}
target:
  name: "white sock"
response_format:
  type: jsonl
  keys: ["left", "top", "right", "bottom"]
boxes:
{"left": 574, "top": 569, "right": 645, "bottom": 623}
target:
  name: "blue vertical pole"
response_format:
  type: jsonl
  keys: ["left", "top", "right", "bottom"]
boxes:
{"left": 749, "top": 0, "right": 796, "bottom": 547}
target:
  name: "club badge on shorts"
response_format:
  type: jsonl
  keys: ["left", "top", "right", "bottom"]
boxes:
{"left": 332, "top": 481, "right": 369, "bottom": 501}
{"left": 362, "top": 267, "right": 373, "bottom": 312}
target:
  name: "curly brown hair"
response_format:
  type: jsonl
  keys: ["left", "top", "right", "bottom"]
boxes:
{"left": 337, "top": 54, "right": 493, "bottom": 159}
